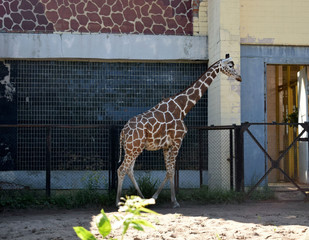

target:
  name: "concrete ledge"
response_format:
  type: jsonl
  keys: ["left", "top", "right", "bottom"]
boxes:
{"left": 0, "top": 33, "right": 208, "bottom": 61}
{"left": 0, "top": 170, "right": 208, "bottom": 189}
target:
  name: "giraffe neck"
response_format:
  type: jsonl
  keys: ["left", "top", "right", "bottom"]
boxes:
{"left": 170, "top": 61, "right": 220, "bottom": 119}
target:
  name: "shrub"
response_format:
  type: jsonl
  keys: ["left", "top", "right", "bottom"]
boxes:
{"left": 74, "top": 196, "right": 158, "bottom": 240}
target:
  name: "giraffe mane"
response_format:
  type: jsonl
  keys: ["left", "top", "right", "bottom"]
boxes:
{"left": 169, "top": 59, "right": 221, "bottom": 99}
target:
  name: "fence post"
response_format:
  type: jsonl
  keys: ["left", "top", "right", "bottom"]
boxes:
{"left": 46, "top": 126, "right": 51, "bottom": 198}
{"left": 199, "top": 129, "right": 203, "bottom": 187}
{"left": 229, "top": 128, "right": 234, "bottom": 190}
{"left": 234, "top": 124, "right": 245, "bottom": 192}
{"left": 109, "top": 126, "right": 117, "bottom": 191}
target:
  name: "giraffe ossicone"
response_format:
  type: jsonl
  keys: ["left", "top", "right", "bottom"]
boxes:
{"left": 116, "top": 55, "right": 242, "bottom": 208}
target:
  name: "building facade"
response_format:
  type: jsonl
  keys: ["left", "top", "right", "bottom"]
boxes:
{"left": 0, "top": 0, "right": 309, "bottom": 188}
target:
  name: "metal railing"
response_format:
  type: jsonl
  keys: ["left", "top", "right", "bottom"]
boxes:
{"left": 2, "top": 122, "right": 307, "bottom": 199}
{"left": 0, "top": 124, "right": 238, "bottom": 197}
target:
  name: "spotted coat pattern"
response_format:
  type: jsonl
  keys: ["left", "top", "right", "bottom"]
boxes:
{"left": 116, "top": 57, "right": 242, "bottom": 208}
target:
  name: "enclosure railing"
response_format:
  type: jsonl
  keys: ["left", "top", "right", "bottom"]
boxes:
{"left": 241, "top": 122, "right": 309, "bottom": 199}
{"left": 0, "top": 124, "right": 120, "bottom": 197}
{"left": 1, "top": 122, "right": 307, "bottom": 199}
{"left": 0, "top": 124, "right": 239, "bottom": 198}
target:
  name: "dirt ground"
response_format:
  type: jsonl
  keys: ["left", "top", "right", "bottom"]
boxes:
{"left": 0, "top": 200, "right": 309, "bottom": 240}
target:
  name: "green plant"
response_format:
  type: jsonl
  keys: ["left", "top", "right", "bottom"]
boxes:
{"left": 74, "top": 196, "right": 158, "bottom": 240}
{"left": 188, "top": 186, "right": 244, "bottom": 204}
{"left": 283, "top": 107, "right": 298, "bottom": 124}
{"left": 248, "top": 186, "right": 275, "bottom": 201}
{"left": 126, "top": 174, "right": 158, "bottom": 198}
{"left": 81, "top": 171, "right": 106, "bottom": 190}
{"left": 0, "top": 190, "right": 46, "bottom": 209}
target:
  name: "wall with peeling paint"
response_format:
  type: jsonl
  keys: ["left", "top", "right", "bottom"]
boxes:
{"left": 240, "top": 0, "right": 309, "bottom": 46}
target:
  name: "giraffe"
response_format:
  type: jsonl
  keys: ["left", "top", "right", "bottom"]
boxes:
{"left": 116, "top": 55, "right": 242, "bottom": 208}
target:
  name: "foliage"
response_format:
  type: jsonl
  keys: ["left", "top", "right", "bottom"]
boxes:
{"left": 0, "top": 172, "right": 116, "bottom": 209}
{"left": 81, "top": 171, "right": 106, "bottom": 190}
{"left": 74, "top": 196, "right": 157, "bottom": 240}
{"left": 247, "top": 186, "right": 275, "bottom": 201}
{"left": 0, "top": 190, "right": 45, "bottom": 209}
{"left": 126, "top": 174, "right": 158, "bottom": 198}
{"left": 0, "top": 172, "right": 275, "bottom": 209}
{"left": 1, "top": 184, "right": 275, "bottom": 209}
{"left": 283, "top": 107, "right": 298, "bottom": 124}
{"left": 188, "top": 186, "right": 244, "bottom": 204}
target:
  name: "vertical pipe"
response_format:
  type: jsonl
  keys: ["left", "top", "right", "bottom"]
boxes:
{"left": 109, "top": 126, "right": 117, "bottom": 192}
{"left": 287, "top": 66, "right": 294, "bottom": 178}
{"left": 46, "top": 126, "right": 51, "bottom": 198}
{"left": 229, "top": 128, "right": 233, "bottom": 190}
{"left": 199, "top": 129, "right": 203, "bottom": 187}
{"left": 234, "top": 124, "right": 244, "bottom": 192}
{"left": 275, "top": 66, "right": 280, "bottom": 181}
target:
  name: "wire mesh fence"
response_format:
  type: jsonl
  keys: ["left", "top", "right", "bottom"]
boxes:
{"left": 0, "top": 124, "right": 237, "bottom": 196}
{"left": 2, "top": 122, "right": 308, "bottom": 200}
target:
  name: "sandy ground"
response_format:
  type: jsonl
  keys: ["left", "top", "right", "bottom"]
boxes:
{"left": 0, "top": 200, "right": 309, "bottom": 240}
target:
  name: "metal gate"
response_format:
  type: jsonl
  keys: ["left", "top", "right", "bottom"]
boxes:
{"left": 241, "top": 122, "right": 309, "bottom": 199}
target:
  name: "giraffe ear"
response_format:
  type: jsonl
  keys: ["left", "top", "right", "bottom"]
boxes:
{"left": 222, "top": 57, "right": 233, "bottom": 65}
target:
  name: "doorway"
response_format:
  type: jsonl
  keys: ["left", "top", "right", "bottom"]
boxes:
{"left": 267, "top": 65, "right": 309, "bottom": 183}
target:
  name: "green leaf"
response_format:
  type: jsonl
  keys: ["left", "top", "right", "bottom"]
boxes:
{"left": 122, "top": 220, "right": 130, "bottom": 235}
{"left": 113, "top": 214, "right": 121, "bottom": 221}
{"left": 96, "top": 210, "right": 112, "bottom": 237}
{"left": 131, "top": 222, "right": 144, "bottom": 231}
{"left": 131, "top": 219, "right": 155, "bottom": 229}
{"left": 73, "top": 227, "right": 97, "bottom": 240}
{"left": 138, "top": 207, "right": 159, "bottom": 215}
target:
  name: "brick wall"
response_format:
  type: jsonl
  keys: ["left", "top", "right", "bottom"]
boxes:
{"left": 0, "top": 0, "right": 196, "bottom": 35}
{"left": 193, "top": 0, "right": 207, "bottom": 36}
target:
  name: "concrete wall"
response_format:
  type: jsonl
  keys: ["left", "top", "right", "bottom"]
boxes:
{"left": 240, "top": 0, "right": 309, "bottom": 46}
{"left": 0, "top": 170, "right": 208, "bottom": 189}
{"left": 0, "top": 33, "right": 207, "bottom": 61}
{"left": 207, "top": 0, "right": 241, "bottom": 190}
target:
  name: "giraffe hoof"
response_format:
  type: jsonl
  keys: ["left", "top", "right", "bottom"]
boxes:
{"left": 172, "top": 201, "right": 180, "bottom": 208}
{"left": 152, "top": 195, "right": 158, "bottom": 200}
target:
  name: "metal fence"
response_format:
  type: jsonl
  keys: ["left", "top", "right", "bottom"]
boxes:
{"left": 0, "top": 124, "right": 238, "bottom": 197}
{"left": 240, "top": 122, "right": 309, "bottom": 198}
{"left": 2, "top": 122, "right": 307, "bottom": 199}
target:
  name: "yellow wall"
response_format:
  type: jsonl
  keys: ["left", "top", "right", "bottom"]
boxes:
{"left": 240, "top": 0, "right": 309, "bottom": 46}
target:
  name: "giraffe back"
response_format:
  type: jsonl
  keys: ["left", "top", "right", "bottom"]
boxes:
{"left": 120, "top": 102, "right": 187, "bottom": 154}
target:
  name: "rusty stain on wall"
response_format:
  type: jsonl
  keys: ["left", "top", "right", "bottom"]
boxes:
{"left": 241, "top": 35, "right": 275, "bottom": 45}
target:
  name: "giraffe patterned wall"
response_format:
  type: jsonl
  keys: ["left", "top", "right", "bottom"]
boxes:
{"left": 0, "top": 0, "right": 197, "bottom": 35}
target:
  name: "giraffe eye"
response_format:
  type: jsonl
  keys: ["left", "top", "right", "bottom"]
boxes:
{"left": 228, "top": 62, "right": 234, "bottom": 68}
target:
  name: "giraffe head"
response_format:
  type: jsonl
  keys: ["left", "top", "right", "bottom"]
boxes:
{"left": 219, "top": 55, "right": 242, "bottom": 82}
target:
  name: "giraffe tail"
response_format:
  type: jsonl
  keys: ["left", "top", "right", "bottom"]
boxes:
{"left": 118, "top": 130, "right": 124, "bottom": 164}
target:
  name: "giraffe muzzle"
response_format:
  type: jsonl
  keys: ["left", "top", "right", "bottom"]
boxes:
{"left": 235, "top": 75, "right": 242, "bottom": 82}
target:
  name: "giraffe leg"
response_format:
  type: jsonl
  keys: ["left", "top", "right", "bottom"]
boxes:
{"left": 166, "top": 145, "right": 181, "bottom": 208}
{"left": 168, "top": 169, "right": 179, "bottom": 208}
{"left": 127, "top": 164, "right": 145, "bottom": 198}
{"left": 152, "top": 148, "right": 170, "bottom": 200}
{"left": 152, "top": 175, "right": 168, "bottom": 200}
{"left": 116, "top": 149, "right": 144, "bottom": 206}
{"left": 152, "top": 147, "right": 180, "bottom": 208}
{"left": 116, "top": 166, "right": 126, "bottom": 207}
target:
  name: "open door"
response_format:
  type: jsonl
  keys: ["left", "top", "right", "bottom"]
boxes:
{"left": 297, "top": 67, "right": 309, "bottom": 183}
